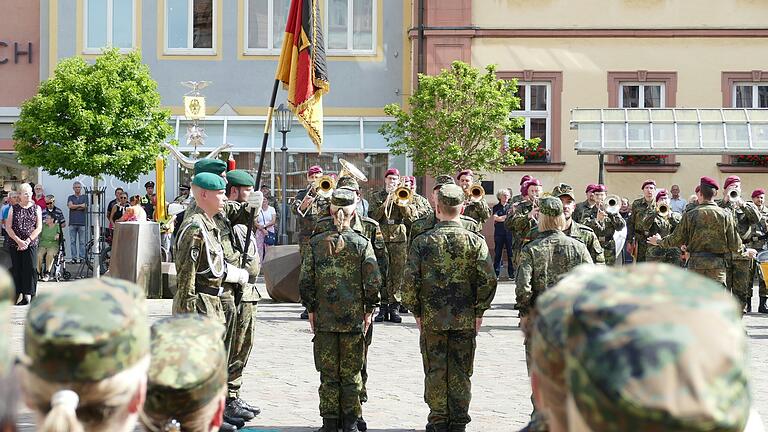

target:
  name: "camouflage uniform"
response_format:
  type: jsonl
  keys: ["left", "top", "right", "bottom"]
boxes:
{"left": 572, "top": 200, "right": 594, "bottom": 224}
{"left": 561, "top": 263, "right": 750, "bottom": 431}
{"left": 581, "top": 207, "right": 625, "bottom": 266}
{"left": 299, "top": 189, "right": 382, "bottom": 425}
{"left": 506, "top": 199, "right": 537, "bottom": 268}
{"left": 292, "top": 186, "right": 331, "bottom": 251}
{"left": 143, "top": 315, "right": 227, "bottom": 431}
{"left": 563, "top": 220, "right": 605, "bottom": 265}
{"left": 462, "top": 198, "right": 491, "bottom": 224}
{"left": 627, "top": 197, "right": 655, "bottom": 262}
{"left": 748, "top": 203, "right": 768, "bottom": 303}
{"left": 683, "top": 201, "right": 698, "bottom": 213}
{"left": 410, "top": 211, "right": 481, "bottom": 246}
{"left": 718, "top": 199, "right": 761, "bottom": 309}
{"left": 402, "top": 185, "right": 497, "bottom": 429}
{"left": 657, "top": 202, "right": 743, "bottom": 286}
{"left": 638, "top": 207, "right": 682, "bottom": 265}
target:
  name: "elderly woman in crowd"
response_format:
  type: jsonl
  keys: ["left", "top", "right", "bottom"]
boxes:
{"left": 5, "top": 183, "right": 42, "bottom": 305}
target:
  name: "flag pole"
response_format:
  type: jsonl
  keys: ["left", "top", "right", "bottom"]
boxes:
{"left": 242, "top": 78, "right": 280, "bottom": 267}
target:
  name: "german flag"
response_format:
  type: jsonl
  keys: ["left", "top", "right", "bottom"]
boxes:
{"left": 276, "top": 0, "right": 329, "bottom": 152}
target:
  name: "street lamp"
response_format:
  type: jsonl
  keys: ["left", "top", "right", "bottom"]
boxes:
{"left": 275, "top": 103, "right": 292, "bottom": 245}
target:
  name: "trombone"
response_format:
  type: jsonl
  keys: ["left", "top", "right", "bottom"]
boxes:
{"left": 384, "top": 179, "right": 413, "bottom": 220}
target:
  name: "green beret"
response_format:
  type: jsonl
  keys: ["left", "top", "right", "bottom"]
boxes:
{"left": 538, "top": 196, "right": 563, "bottom": 217}
{"left": 194, "top": 159, "right": 227, "bottom": 176}
{"left": 336, "top": 176, "right": 359, "bottom": 191}
{"left": 193, "top": 172, "right": 227, "bottom": 191}
{"left": 434, "top": 175, "right": 455, "bottom": 188}
{"left": 565, "top": 264, "right": 749, "bottom": 431}
{"left": 23, "top": 277, "right": 149, "bottom": 382}
{"left": 144, "top": 315, "right": 227, "bottom": 418}
{"left": 226, "top": 169, "right": 255, "bottom": 187}
{"left": 331, "top": 188, "right": 357, "bottom": 207}
{"left": 551, "top": 183, "right": 575, "bottom": 200}
{"left": 437, "top": 184, "right": 464, "bottom": 206}
{"left": 0, "top": 268, "right": 13, "bottom": 376}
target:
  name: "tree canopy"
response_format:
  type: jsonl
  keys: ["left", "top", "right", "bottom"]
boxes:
{"left": 379, "top": 61, "right": 537, "bottom": 177}
{"left": 13, "top": 49, "right": 173, "bottom": 182}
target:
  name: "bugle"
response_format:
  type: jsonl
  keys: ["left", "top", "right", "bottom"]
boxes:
{"left": 466, "top": 184, "right": 485, "bottom": 202}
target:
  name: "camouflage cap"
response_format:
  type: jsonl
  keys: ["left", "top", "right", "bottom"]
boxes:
{"left": 331, "top": 188, "right": 357, "bottom": 207}
{"left": 437, "top": 184, "right": 464, "bottom": 206}
{"left": 434, "top": 175, "right": 455, "bottom": 188}
{"left": 0, "top": 268, "right": 14, "bottom": 376}
{"left": 23, "top": 277, "right": 150, "bottom": 382}
{"left": 225, "top": 169, "right": 255, "bottom": 187}
{"left": 564, "top": 263, "right": 750, "bottom": 431}
{"left": 144, "top": 315, "right": 227, "bottom": 417}
{"left": 538, "top": 196, "right": 563, "bottom": 217}
{"left": 335, "top": 176, "right": 360, "bottom": 191}
{"left": 194, "top": 159, "right": 227, "bottom": 176}
{"left": 551, "top": 183, "right": 575, "bottom": 200}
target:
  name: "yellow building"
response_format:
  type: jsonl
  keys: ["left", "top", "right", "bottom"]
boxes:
{"left": 412, "top": 0, "right": 768, "bottom": 200}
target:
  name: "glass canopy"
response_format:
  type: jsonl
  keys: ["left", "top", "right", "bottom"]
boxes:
{"left": 570, "top": 108, "right": 768, "bottom": 154}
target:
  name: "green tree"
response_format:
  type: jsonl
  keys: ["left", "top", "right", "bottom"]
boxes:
{"left": 13, "top": 49, "right": 172, "bottom": 182}
{"left": 380, "top": 61, "right": 537, "bottom": 177}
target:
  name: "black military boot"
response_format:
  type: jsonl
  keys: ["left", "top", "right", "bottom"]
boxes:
{"left": 234, "top": 397, "right": 261, "bottom": 416}
{"left": 342, "top": 414, "right": 360, "bottom": 432}
{"left": 449, "top": 424, "right": 467, "bottom": 432}
{"left": 223, "top": 413, "right": 245, "bottom": 428}
{"left": 759, "top": 296, "right": 768, "bottom": 313}
{"left": 374, "top": 304, "right": 388, "bottom": 322}
{"left": 433, "top": 423, "right": 449, "bottom": 432}
{"left": 388, "top": 303, "right": 402, "bottom": 323}
{"left": 356, "top": 416, "right": 367, "bottom": 431}
{"left": 225, "top": 398, "right": 255, "bottom": 421}
{"left": 316, "top": 418, "right": 338, "bottom": 432}
{"left": 300, "top": 308, "right": 309, "bottom": 320}
{"left": 219, "top": 421, "right": 238, "bottom": 432}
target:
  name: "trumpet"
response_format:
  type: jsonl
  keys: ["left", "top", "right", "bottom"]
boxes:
{"left": 729, "top": 188, "right": 740, "bottom": 200}
{"left": 465, "top": 184, "right": 485, "bottom": 202}
{"left": 600, "top": 194, "right": 622, "bottom": 214}
{"left": 657, "top": 202, "right": 670, "bottom": 218}
{"left": 314, "top": 175, "right": 335, "bottom": 198}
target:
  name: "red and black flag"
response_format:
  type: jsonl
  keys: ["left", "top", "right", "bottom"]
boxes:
{"left": 276, "top": 0, "right": 329, "bottom": 152}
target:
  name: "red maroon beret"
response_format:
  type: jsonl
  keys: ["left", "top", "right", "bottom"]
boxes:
{"left": 592, "top": 184, "right": 607, "bottom": 193}
{"left": 457, "top": 169, "right": 474, "bottom": 180}
{"left": 641, "top": 179, "right": 656, "bottom": 190}
{"left": 519, "top": 175, "right": 532, "bottom": 185}
{"left": 700, "top": 176, "right": 719, "bottom": 190}
{"left": 385, "top": 168, "right": 400, "bottom": 177}
{"left": 308, "top": 165, "right": 323, "bottom": 175}
{"left": 521, "top": 178, "right": 542, "bottom": 196}
{"left": 655, "top": 189, "right": 668, "bottom": 202}
{"left": 723, "top": 175, "right": 741, "bottom": 190}
{"left": 585, "top": 184, "right": 596, "bottom": 193}
{"left": 752, "top": 188, "right": 765, "bottom": 198}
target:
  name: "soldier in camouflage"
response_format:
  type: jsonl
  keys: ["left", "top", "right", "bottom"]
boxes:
{"left": 300, "top": 188, "right": 382, "bottom": 432}
{"left": 506, "top": 178, "right": 544, "bottom": 268}
{"left": 515, "top": 196, "right": 592, "bottom": 432}
{"left": 509, "top": 175, "right": 532, "bottom": 213}
{"left": 627, "top": 179, "right": 657, "bottom": 262}
{"left": 293, "top": 165, "right": 330, "bottom": 320}
{"left": 717, "top": 176, "right": 761, "bottom": 312}
{"left": 533, "top": 263, "right": 758, "bottom": 431}
{"left": 141, "top": 315, "right": 228, "bottom": 432}
{"left": 409, "top": 175, "right": 481, "bottom": 248}
{"left": 402, "top": 184, "right": 497, "bottom": 432}
{"left": 649, "top": 176, "right": 749, "bottom": 287}
{"left": 572, "top": 184, "right": 596, "bottom": 224}
{"left": 579, "top": 184, "right": 624, "bottom": 265}
{"left": 313, "top": 176, "right": 387, "bottom": 431}
{"left": 21, "top": 277, "right": 150, "bottom": 432}
{"left": 406, "top": 176, "right": 432, "bottom": 224}
{"left": 638, "top": 189, "right": 682, "bottom": 265}
{"left": 368, "top": 168, "right": 422, "bottom": 323}
{"left": 553, "top": 184, "right": 605, "bottom": 265}
{"left": 456, "top": 169, "right": 491, "bottom": 224}
{"left": 0, "top": 268, "right": 16, "bottom": 429}
{"left": 749, "top": 188, "right": 768, "bottom": 313}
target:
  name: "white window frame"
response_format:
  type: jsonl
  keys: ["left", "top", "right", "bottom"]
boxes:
{"left": 324, "top": 0, "right": 376, "bottom": 56}
{"left": 510, "top": 82, "right": 552, "bottom": 155}
{"left": 83, "top": 0, "right": 136, "bottom": 54}
{"left": 243, "top": 0, "right": 285, "bottom": 55}
{"left": 164, "top": 0, "right": 217, "bottom": 55}
{"left": 619, "top": 82, "right": 666, "bottom": 109}
{"left": 733, "top": 82, "right": 768, "bottom": 108}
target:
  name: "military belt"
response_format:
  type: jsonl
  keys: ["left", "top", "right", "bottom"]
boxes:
{"left": 689, "top": 252, "right": 725, "bottom": 258}
{"left": 196, "top": 285, "right": 224, "bottom": 297}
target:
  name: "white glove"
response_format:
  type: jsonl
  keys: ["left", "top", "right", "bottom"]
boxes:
{"left": 224, "top": 263, "right": 249, "bottom": 285}
{"left": 247, "top": 191, "right": 264, "bottom": 211}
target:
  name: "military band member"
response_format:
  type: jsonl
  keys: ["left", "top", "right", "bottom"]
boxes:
{"left": 515, "top": 196, "right": 592, "bottom": 432}
{"left": 553, "top": 184, "right": 605, "bottom": 265}
{"left": 368, "top": 168, "right": 419, "bottom": 324}
{"left": 293, "top": 165, "right": 330, "bottom": 320}
{"left": 409, "top": 175, "right": 481, "bottom": 248}
{"left": 506, "top": 178, "right": 543, "bottom": 252}
{"left": 300, "top": 188, "right": 382, "bottom": 432}
{"left": 649, "top": 176, "right": 748, "bottom": 287}
{"left": 627, "top": 179, "right": 657, "bottom": 262}
{"left": 640, "top": 189, "right": 682, "bottom": 265}
{"left": 717, "top": 175, "right": 761, "bottom": 312}
{"left": 749, "top": 188, "right": 768, "bottom": 313}
{"left": 581, "top": 184, "right": 625, "bottom": 265}
{"left": 509, "top": 175, "right": 532, "bottom": 211}
{"left": 457, "top": 169, "right": 491, "bottom": 224}
{"left": 406, "top": 176, "right": 432, "bottom": 222}
{"left": 683, "top": 185, "right": 702, "bottom": 214}
{"left": 403, "top": 184, "right": 497, "bottom": 432}
{"left": 572, "top": 184, "right": 596, "bottom": 223}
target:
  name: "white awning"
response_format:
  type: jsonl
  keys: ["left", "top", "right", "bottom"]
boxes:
{"left": 570, "top": 108, "right": 768, "bottom": 155}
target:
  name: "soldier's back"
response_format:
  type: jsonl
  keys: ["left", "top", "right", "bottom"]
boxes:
{"left": 522, "top": 231, "right": 592, "bottom": 289}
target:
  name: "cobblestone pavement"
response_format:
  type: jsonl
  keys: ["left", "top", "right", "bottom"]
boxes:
{"left": 9, "top": 280, "right": 768, "bottom": 431}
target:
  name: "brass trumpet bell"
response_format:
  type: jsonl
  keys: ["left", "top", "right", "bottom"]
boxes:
{"left": 467, "top": 184, "right": 485, "bottom": 202}
{"left": 394, "top": 185, "right": 412, "bottom": 207}
{"left": 338, "top": 158, "right": 368, "bottom": 183}
{"left": 657, "top": 203, "right": 670, "bottom": 218}
{"left": 603, "top": 194, "right": 622, "bottom": 214}
{"left": 314, "top": 175, "right": 335, "bottom": 198}
{"left": 729, "top": 189, "right": 740, "bottom": 200}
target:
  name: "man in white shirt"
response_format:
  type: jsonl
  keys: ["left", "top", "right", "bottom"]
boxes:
{"left": 669, "top": 184, "right": 687, "bottom": 214}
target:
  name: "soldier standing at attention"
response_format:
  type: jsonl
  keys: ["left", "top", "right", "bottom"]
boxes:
{"left": 409, "top": 175, "right": 481, "bottom": 248}
{"left": 648, "top": 176, "right": 750, "bottom": 288}
{"left": 582, "top": 184, "right": 625, "bottom": 265}
{"left": 294, "top": 166, "right": 330, "bottom": 320}
{"left": 749, "top": 188, "right": 768, "bottom": 313}
{"left": 368, "top": 168, "right": 417, "bottom": 324}
{"left": 627, "top": 179, "right": 657, "bottom": 262}
{"left": 515, "top": 196, "right": 592, "bottom": 432}
{"left": 717, "top": 175, "right": 761, "bottom": 312}
{"left": 457, "top": 169, "right": 491, "bottom": 224}
{"left": 300, "top": 188, "right": 382, "bottom": 432}
{"left": 554, "top": 184, "right": 605, "bottom": 265}
{"left": 572, "top": 184, "right": 596, "bottom": 223}
{"left": 403, "top": 184, "right": 497, "bottom": 432}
